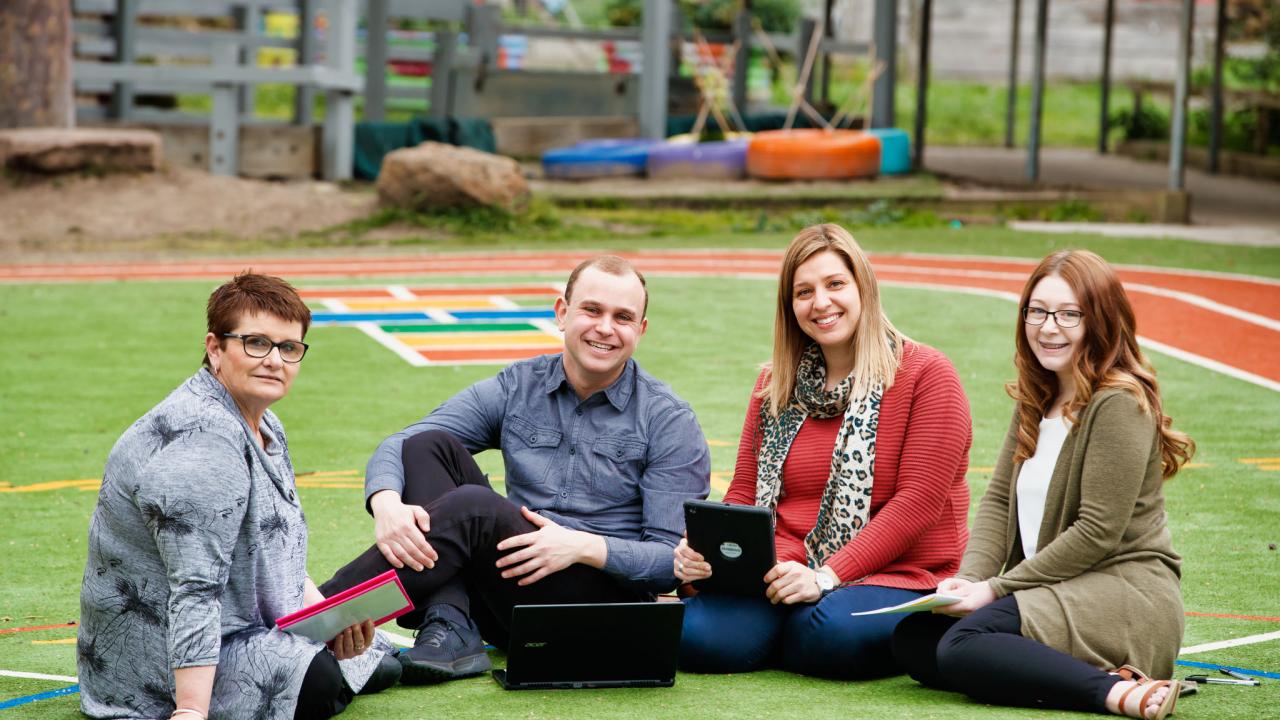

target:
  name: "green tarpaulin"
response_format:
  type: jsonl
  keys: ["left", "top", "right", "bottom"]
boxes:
{"left": 354, "top": 117, "right": 496, "bottom": 180}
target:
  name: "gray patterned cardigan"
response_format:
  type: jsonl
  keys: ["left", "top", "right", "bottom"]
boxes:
{"left": 78, "top": 369, "right": 389, "bottom": 719}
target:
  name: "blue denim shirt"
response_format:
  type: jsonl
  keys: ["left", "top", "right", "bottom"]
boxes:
{"left": 365, "top": 353, "right": 711, "bottom": 593}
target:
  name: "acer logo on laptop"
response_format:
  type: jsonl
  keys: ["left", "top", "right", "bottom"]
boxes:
{"left": 524, "top": 642, "right": 548, "bottom": 648}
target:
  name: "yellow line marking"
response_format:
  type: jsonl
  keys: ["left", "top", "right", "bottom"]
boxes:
{"left": 31, "top": 638, "right": 77, "bottom": 645}
{"left": 340, "top": 298, "right": 504, "bottom": 310}
{"left": 709, "top": 471, "right": 731, "bottom": 495}
{"left": 967, "top": 467, "right": 995, "bottom": 474}
{"left": 706, "top": 439, "right": 735, "bottom": 448}
{"left": 1239, "top": 458, "right": 1280, "bottom": 464}
{"left": 0, "top": 479, "right": 101, "bottom": 493}
{"left": 297, "top": 469, "right": 361, "bottom": 478}
{"left": 1183, "top": 463, "right": 1210, "bottom": 469}
{"left": 296, "top": 482, "right": 364, "bottom": 489}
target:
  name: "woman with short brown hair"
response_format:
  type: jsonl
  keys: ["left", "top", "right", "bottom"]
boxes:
{"left": 78, "top": 273, "right": 400, "bottom": 720}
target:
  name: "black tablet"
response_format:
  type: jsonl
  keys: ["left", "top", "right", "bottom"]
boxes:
{"left": 683, "top": 500, "right": 776, "bottom": 597}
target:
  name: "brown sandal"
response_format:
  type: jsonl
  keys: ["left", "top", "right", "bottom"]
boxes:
{"left": 1116, "top": 679, "right": 1181, "bottom": 720}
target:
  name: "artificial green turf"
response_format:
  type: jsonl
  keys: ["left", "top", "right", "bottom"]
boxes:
{"left": 1, "top": 262, "right": 1278, "bottom": 717}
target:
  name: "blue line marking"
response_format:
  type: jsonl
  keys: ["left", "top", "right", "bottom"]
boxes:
{"left": 0, "top": 684, "right": 80, "bottom": 711}
{"left": 312, "top": 309, "right": 554, "bottom": 324}
{"left": 1176, "top": 659, "right": 1280, "bottom": 680}
{"left": 312, "top": 311, "right": 430, "bottom": 322}
{"left": 437, "top": 310, "right": 555, "bottom": 320}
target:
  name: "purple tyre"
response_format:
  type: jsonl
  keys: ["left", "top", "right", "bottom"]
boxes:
{"left": 645, "top": 138, "right": 749, "bottom": 180}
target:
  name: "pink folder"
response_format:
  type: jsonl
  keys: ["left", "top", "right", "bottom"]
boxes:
{"left": 276, "top": 569, "right": 414, "bottom": 643}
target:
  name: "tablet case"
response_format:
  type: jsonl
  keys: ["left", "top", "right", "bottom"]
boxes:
{"left": 275, "top": 569, "right": 413, "bottom": 643}
{"left": 683, "top": 499, "right": 775, "bottom": 596}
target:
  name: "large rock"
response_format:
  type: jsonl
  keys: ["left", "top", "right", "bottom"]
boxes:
{"left": 0, "top": 127, "right": 162, "bottom": 173}
{"left": 377, "top": 142, "right": 529, "bottom": 212}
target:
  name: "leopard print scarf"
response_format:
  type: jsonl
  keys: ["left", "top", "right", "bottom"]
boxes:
{"left": 755, "top": 343, "right": 882, "bottom": 569}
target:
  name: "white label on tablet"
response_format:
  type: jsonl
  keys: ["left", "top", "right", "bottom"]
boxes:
{"left": 719, "top": 542, "right": 743, "bottom": 559}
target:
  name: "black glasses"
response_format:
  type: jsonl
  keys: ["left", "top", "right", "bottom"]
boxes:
{"left": 222, "top": 333, "right": 309, "bottom": 363}
{"left": 1022, "top": 307, "right": 1083, "bottom": 328}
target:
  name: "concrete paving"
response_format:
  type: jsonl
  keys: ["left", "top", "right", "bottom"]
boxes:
{"left": 923, "top": 145, "right": 1280, "bottom": 244}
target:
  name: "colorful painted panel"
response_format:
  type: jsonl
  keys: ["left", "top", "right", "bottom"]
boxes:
{"left": 301, "top": 284, "right": 563, "bottom": 366}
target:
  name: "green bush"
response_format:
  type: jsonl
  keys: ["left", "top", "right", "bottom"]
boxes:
{"left": 606, "top": 0, "right": 799, "bottom": 32}
{"left": 1110, "top": 104, "right": 1169, "bottom": 142}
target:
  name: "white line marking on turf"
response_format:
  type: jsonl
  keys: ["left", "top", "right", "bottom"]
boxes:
{"left": 387, "top": 285, "right": 416, "bottom": 301}
{"left": 383, "top": 631, "right": 414, "bottom": 647}
{"left": 0, "top": 669, "right": 78, "bottom": 683}
{"left": 1137, "top": 337, "right": 1280, "bottom": 393}
{"left": 881, "top": 267, "right": 1280, "bottom": 330}
{"left": 1181, "top": 630, "right": 1280, "bottom": 655}
{"left": 356, "top": 322, "right": 429, "bottom": 367}
{"left": 880, "top": 280, "right": 1280, "bottom": 394}
{"left": 885, "top": 250, "right": 1280, "bottom": 287}
{"left": 1125, "top": 282, "right": 1280, "bottom": 332}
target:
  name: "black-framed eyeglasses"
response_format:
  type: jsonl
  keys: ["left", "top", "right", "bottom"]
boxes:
{"left": 1022, "top": 307, "right": 1084, "bottom": 328}
{"left": 222, "top": 333, "right": 310, "bottom": 363}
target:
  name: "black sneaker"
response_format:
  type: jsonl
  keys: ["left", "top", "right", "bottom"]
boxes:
{"left": 397, "top": 605, "right": 491, "bottom": 684}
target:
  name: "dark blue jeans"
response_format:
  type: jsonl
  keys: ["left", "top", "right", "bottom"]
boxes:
{"left": 680, "top": 585, "right": 927, "bottom": 679}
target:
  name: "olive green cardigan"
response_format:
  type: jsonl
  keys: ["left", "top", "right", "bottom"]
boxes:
{"left": 958, "top": 389, "right": 1183, "bottom": 678}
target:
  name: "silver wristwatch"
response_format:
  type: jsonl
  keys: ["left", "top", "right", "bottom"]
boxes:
{"left": 815, "top": 571, "right": 836, "bottom": 596}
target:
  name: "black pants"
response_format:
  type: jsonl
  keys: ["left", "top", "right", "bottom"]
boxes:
{"left": 891, "top": 595, "right": 1121, "bottom": 713}
{"left": 294, "top": 652, "right": 353, "bottom": 720}
{"left": 320, "top": 430, "right": 644, "bottom": 650}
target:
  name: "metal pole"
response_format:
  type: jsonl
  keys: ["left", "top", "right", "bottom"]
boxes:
{"left": 294, "top": 0, "right": 316, "bottom": 125}
{"left": 871, "top": 0, "right": 897, "bottom": 128}
{"left": 1169, "top": 0, "right": 1194, "bottom": 190}
{"left": 110, "top": 0, "right": 138, "bottom": 120}
{"left": 1005, "top": 0, "right": 1020, "bottom": 148}
{"left": 364, "top": 0, "right": 389, "bottom": 122}
{"left": 1098, "top": 0, "right": 1114, "bottom": 153}
{"left": 797, "top": 17, "right": 818, "bottom": 109}
{"left": 1026, "top": 0, "right": 1048, "bottom": 183}
{"left": 639, "top": 0, "right": 671, "bottom": 139}
{"left": 732, "top": 8, "right": 750, "bottom": 114}
{"left": 429, "top": 31, "right": 456, "bottom": 119}
{"left": 233, "top": 3, "right": 261, "bottom": 118}
{"left": 821, "top": 0, "right": 833, "bottom": 107}
{"left": 211, "top": 44, "right": 239, "bottom": 176}
{"left": 322, "top": 0, "right": 357, "bottom": 180}
{"left": 1208, "top": 0, "right": 1226, "bottom": 174}
{"left": 912, "top": 0, "right": 931, "bottom": 170}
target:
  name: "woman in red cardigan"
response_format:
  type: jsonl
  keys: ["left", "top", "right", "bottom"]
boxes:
{"left": 674, "top": 223, "right": 973, "bottom": 678}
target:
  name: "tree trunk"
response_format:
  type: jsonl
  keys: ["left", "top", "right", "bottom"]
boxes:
{"left": 0, "top": 0, "right": 74, "bottom": 128}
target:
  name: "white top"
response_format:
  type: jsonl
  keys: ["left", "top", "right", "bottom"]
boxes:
{"left": 1016, "top": 415, "right": 1071, "bottom": 559}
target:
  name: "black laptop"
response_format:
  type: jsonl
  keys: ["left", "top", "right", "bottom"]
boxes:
{"left": 492, "top": 602, "right": 684, "bottom": 690}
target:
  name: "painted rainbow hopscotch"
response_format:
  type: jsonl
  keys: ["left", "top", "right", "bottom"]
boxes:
{"left": 300, "top": 284, "right": 564, "bottom": 366}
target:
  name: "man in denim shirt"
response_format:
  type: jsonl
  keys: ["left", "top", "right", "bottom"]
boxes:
{"left": 320, "top": 256, "right": 711, "bottom": 684}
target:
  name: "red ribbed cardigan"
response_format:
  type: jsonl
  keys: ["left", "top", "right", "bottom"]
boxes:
{"left": 725, "top": 341, "right": 972, "bottom": 590}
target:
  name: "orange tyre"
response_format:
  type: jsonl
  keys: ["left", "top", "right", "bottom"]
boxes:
{"left": 746, "top": 129, "right": 882, "bottom": 180}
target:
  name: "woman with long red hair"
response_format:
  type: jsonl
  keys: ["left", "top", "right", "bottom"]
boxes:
{"left": 892, "top": 250, "right": 1194, "bottom": 720}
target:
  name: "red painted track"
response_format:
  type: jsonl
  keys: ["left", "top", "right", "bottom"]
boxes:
{"left": 4, "top": 251, "right": 1277, "bottom": 386}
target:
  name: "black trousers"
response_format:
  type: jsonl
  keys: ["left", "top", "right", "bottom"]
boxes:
{"left": 891, "top": 595, "right": 1121, "bottom": 713}
{"left": 320, "top": 430, "right": 644, "bottom": 650}
{"left": 294, "top": 652, "right": 352, "bottom": 720}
